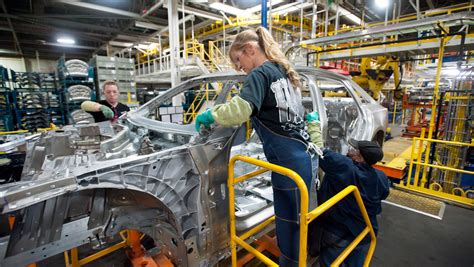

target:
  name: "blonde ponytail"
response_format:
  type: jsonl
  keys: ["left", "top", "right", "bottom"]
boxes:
{"left": 255, "top": 27, "right": 301, "bottom": 89}
{"left": 228, "top": 27, "right": 301, "bottom": 89}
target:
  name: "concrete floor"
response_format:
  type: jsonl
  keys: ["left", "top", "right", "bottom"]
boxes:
{"left": 373, "top": 202, "right": 474, "bottom": 267}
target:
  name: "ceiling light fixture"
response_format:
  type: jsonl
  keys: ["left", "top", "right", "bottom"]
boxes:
{"left": 246, "top": 0, "right": 285, "bottom": 14}
{"left": 209, "top": 0, "right": 285, "bottom": 16}
{"left": 209, "top": 2, "right": 246, "bottom": 16}
{"left": 376, "top": 0, "right": 389, "bottom": 9}
{"left": 57, "top": 37, "right": 75, "bottom": 44}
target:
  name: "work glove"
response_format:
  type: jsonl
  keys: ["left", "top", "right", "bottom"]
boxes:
{"left": 100, "top": 105, "right": 114, "bottom": 119}
{"left": 195, "top": 109, "right": 215, "bottom": 131}
{"left": 306, "top": 111, "right": 319, "bottom": 122}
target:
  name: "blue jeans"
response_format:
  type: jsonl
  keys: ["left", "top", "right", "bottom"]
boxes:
{"left": 251, "top": 118, "right": 318, "bottom": 266}
{"left": 319, "top": 230, "right": 370, "bottom": 267}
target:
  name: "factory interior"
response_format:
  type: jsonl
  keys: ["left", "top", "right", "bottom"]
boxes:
{"left": 0, "top": 0, "right": 473, "bottom": 266}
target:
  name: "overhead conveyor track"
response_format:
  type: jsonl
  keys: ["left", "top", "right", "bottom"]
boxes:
{"left": 290, "top": 8, "right": 474, "bottom": 63}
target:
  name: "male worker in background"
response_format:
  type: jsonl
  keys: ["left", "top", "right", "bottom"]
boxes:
{"left": 81, "top": 80, "right": 130, "bottom": 123}
{"left": 306, "top": 111, "right": 390, "bottom": 267}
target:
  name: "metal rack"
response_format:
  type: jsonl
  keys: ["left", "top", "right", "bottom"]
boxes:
{"left": 0, "top": 66, "right": 14, "bottom": 131}
{"left": 11, "top": 71, "right": 65, "bottom": 131}
{"left": 57, "top": 56, "right": 96, "bottom": 125}
{"left": 89, "top": 55, "right": 136, "bottom": 104}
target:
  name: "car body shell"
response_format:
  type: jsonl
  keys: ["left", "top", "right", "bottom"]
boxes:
{"left": 0, "top": 68, "right": 386, "bottom": 266}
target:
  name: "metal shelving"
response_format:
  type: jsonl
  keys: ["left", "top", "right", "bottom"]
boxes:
{"left": 11, "top": 71, "right": 65, "bottom": 131}
{"left": 0, "top": 66, "right": 14, "bottom": 131}
{"left": 89, "top": 55, "right": 136, "bottom": 103}
{"left": 58, "top": 56, "right": 96, "bottom": 124}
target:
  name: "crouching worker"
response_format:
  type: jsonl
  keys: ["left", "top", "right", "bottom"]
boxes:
{"left": 195, "top": 27, "right": 319, "bottom": 266}
{"left": 81, "top": 80, "right": 130, "bottom": 123}
{"left": 306, "top": 111, "right": 390, "bottom": 267}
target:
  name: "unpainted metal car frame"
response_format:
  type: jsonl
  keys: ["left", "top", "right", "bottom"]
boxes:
{"left": 0, "top": 68, "right": 387, "bottom": 266}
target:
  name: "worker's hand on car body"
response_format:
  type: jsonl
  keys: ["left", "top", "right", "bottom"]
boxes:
{"left": 306, "top": 111, "right": 319, "bottom": 122}
{"left": 100, "top": 105, "right": 114, "bottom": 119}
{"left": 195, "top": 109, "right": 215, "bottom": 131}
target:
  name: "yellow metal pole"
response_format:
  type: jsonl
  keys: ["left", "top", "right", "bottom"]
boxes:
{"left": 413, "top": 137, "right": 474, "bottom": 146}
{"left": 234, "top": 237, "right": 278, "bottom": 266}
{"left": 411, "top": 161, "right": 474, "bottom": 175}
{"left": 420, "top": 35, "right": 446, "bottom": 187}
{"left": 392, "top": 101, "right": 397, "bottom": 124}
{"left": 228, "top": 158, "right": 238, "bottom": 267}
{"left": 413, "top": 128, "right": 426, "bottom": 187}
{"left": 70, "top": 248, "right": 79, "bottom": 267}
{"left": 0, "top": 130, "right": 28, "bottom": 135}
{"left": 64, "top": 251, "right": 70, "bottom": 267}
{"left": 404, "top": 137, "right": 418, "bottom": 187}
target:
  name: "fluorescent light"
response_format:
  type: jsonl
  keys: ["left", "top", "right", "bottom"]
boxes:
{"left": 247, "top": 0, "right": 284, "bottom": 13}
{"left": 163, "top": 4, "right": 222, "bottom": 21}
{"left": 135, "top": 21, "right": 163, "bottom": 30}
{"left": 109, "top": 41, "right": 134, "bottom": 47}
{"left": 57, "top": 37, "right": 75, "bottom": 44}
{"left": 210, "top": 2, "right": 246, "bottom": 16}
{"left": 210, "top": 0, "right": 285, "bottom": 16}
{"left": 272, "top": 2, "right": 312, "bottom": 15}
{"left": 338, "top": 6, "right": 362, "bottom": 25}
{"left": 376, "top": 0, "right": 389, "bottom": 9}
{"left": 137, "top": 44, "right": 150, "bottom": 49}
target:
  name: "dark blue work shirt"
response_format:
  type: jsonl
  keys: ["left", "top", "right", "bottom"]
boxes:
{"left": 319, "top": 149, "right": 390, "bottom": 243}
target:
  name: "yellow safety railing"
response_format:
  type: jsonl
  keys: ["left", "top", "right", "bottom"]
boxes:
{"left": 302, "top": 3, "right": 473, "bottom": 57}
{"left": 183, "top": 83, "right": 219, "bottom": 124}
{"left": 319, "top": 3, "right": 473, "bottom": 38}
{"left": 184, "top": 39, "right": 205, "bottom": 60}
{"left": 0, "top": 130, "right": 28, "bottom": 135}
{"left": 138, "top": 38, "right": 226, "bottom": 76}
{"left": 399, "top": 130, "right": 474, "bottom": 207}
{"left": 209, "top": 41, "right": 231, "bottom": 69}
{"left": 228, "top": 155, "right": 377, "bottom": 267}
{"left": 194, "top": 14, "right": 312, "bottom": 41}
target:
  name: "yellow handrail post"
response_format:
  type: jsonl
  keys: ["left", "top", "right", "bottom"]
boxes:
{"left": 404, "top": 136, "right": 419, "bottom": 187}
{"left": 413, "top": 128, "right": 426, "bottom": 187}
{"left": 420, "top": 35, "right": 446, "bottom": 188}
{"left": 392, "top": 102, "right": 397, "bottom": 125}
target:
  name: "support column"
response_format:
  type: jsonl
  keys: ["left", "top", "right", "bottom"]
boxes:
{"left": 269, "top": 0, "right": 273, "bottom": 34}
{"left": 300, "top": 1, "right": 304, "bottom": 42}
{"left": 35, "top": 50, "right": 41, "bottom": 72}
{"left": 335, "top": 1, "right": 339, "bottom": 35}
{"left": 168, "top": 0, "right": 182, "bottom": 105}
{"left": 383, "top": 3, "right": 389, "bottom": 42}
{"left": 261, "top": 0, "right": 267, "bottom": 28}
{"left": 311, "top": 0, "right": 318, "bottom": 39}
{"left": 182, "top": 1, "right": 186, "bottom": 59}
{"left": 324, "top": 1, "right": 329, "bottom": 37}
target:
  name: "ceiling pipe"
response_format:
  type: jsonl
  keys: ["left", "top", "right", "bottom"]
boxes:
{"left": 261, "top": 0, "right": 268, "bottom": 28}
{"left": 141, "top": 0, "right": 164, "bottom": 17}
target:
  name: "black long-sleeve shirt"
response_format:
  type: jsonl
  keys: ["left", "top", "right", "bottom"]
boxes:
{"left": 319, "top": 149, "right": 390, "bottom": 243}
